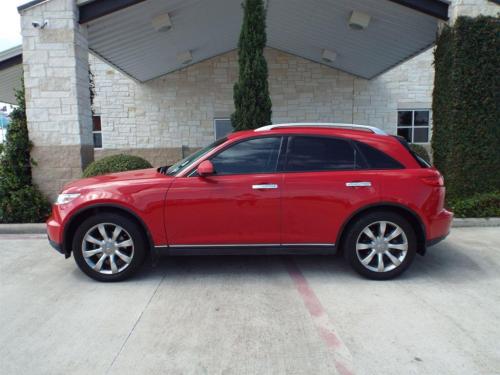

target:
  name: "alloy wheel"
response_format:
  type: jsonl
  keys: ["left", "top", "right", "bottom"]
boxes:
{"left": 81, "top": 223, "right": 135, "bottom": 275}
{"left": 355, "top": 220, "right": 408, "bottom": 273}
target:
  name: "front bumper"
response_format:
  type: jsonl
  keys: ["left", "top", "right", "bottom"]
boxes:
{"left": 48, "top": 236, "right": 64, "bottom": 254}
{"left": 46, "top": 211, "right": 67, "bottom": 256}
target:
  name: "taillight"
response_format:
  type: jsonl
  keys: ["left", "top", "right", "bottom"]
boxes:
{"left": 420, "top": 175, "right": 444, "bottom": 187}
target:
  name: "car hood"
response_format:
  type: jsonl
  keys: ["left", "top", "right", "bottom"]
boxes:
{"left": 62, "top": 168, "right": 170, "bottom": 193}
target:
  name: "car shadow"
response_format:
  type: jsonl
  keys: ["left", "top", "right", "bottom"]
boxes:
{"left": 128, "top": 239, "right": 488, "bottom": 285}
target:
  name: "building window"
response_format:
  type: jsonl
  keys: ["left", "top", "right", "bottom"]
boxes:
{"left": 397, "top": 109, "right": 431, "bottom": 143}
{"left": 213, "top": 118, "right": 233, "bottom": 140}
{"left": 92, "top": 115, "right": 102, "bottom": 149}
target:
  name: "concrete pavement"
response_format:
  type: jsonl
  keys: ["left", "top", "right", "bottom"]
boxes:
{"left": 0, "top": 227, "right": 499, "bottom": 375}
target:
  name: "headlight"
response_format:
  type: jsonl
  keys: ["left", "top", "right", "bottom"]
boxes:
{"left": 55, "top": 193, "right": 80, "bottom": 205}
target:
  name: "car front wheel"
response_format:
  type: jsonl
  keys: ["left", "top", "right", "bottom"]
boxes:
{"left": 72, "top": 213, "right": 147, "bottom": 282}
{"left": 344, "top": 211, "right": 417, "bottom": 280}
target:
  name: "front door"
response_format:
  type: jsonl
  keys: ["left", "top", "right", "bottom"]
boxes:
{"left": 165, "top": 136, "right": 284, "bottom": 246}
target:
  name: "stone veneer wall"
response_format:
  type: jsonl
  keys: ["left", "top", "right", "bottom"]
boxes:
{"left": 352, "top": 49, "right": 435, "bottom": 137}
{"left": 90, "top": 47, "right": 356, "bottom": 164}
{"left": 90, "top": 46, "right": 435, "bottom": 165}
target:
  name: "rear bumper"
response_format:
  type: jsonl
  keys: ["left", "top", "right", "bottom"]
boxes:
{"left": 426, "top": 233, "right": 449, "bottom": 247}
{"left": 426, "top": 208, "right": 453, "bottom": 247}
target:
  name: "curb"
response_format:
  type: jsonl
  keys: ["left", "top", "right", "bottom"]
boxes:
{"left": 0, "top": 218, "right": 499, "bottom": 235}
{"left": 452, "top": 217, "right": 500, "bottom": 228}
{"left": 0, "top": 223, "right": 46, "bottom": 234}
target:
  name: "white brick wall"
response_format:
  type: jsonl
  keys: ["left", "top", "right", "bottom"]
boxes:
{"left": 21, "top": 0, "right": 92, "bottom": 147}
{"left": 21, "top": 0, "right": 93, "bottom": 197}
{"left": 449, "top": 0, "right": 499, "bottom": 20}
{"left": 91, "top": 48, "right": 355, "bottom": 149}
{"left": 352, "top": 49, "right": 434, "bottom": 135}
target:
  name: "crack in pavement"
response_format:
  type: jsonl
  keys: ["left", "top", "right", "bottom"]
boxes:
{"left": 106, "top": 272, "right": 167, "bottom": 374}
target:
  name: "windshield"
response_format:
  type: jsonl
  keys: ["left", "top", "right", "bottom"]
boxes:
{"left": 166, "top": 137, "right": 227, "bottom": 176}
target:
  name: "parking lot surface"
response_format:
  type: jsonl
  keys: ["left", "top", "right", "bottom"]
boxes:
{"left": 1, "top": 227, "right": 499, "bottom": 375}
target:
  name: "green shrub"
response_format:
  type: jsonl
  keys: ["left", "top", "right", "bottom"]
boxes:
{"left": 0, "top": 185, "right": 51, "bottom": 223}
{"left": 0, "top": 82, "right": 50, "bottom": 223}
{"left": 409, "top": 144, "right": 431, "bottom": 164}
{"left": 448, "top": 191, "right": 500, "bottom": 218}
{"left": 83, "top": 154, "right": 152, "bottom": 178}
{"left": 432, "top": 16, "right": 500, "bottom": 202}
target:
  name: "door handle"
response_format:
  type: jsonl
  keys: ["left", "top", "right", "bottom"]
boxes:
{"left": 252, "top": 184, "right": 279, "bottom": 190}
{"left": 346, "top": 181, "right": 372, "bottom": 187}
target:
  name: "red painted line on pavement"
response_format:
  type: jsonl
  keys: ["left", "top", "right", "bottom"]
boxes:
{"left": 284, "top": 257, "right": 354, "bottom": 375}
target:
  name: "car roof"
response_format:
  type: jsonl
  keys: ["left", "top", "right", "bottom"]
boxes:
{"left": 224, "top": 124, "right": 421, "bottom": 169}
{"left": 227, "top": 124, "right": 388, "bottom": 142}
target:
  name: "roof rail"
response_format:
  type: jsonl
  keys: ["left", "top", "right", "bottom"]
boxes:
{"left": 255, "top": 123, "right": 387, "bottom": 135}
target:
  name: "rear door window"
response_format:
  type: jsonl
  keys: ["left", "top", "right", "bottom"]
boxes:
{"left": 284, "top": 136, "right": 358, "bottom": 172}
{"left": 355, "top": 141, "right": 403, "bottom": 169}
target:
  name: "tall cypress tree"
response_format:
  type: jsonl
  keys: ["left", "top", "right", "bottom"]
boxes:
{"left": 231, "top": 0, "right": 272, "bottom": 130}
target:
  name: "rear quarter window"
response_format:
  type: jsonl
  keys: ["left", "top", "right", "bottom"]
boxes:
{"left": 355, "top": 141, "right": 403, "bottom": 170}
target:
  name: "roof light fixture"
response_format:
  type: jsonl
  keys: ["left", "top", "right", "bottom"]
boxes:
{"left": 321, "top": 49, "right": 337, "bottom": 63}
{"left": 152, "top": 13, "right": 172, "bottom": 32}
{"left": 177, "top": 51, "right": 193, "bottom": 65}
{"left": 349, "top": 11, "right": 371, "bottom": 30}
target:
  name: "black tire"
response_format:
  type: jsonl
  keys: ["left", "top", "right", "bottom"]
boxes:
{"left": 72, "top": 213, "right": 147, "bottom": 282}
{"left": 343, "top": 211, "right": 417, "bottom": 280}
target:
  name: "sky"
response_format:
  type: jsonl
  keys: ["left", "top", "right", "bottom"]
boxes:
{"left": 0, "top": 0, "right": 26, "bottom": 51}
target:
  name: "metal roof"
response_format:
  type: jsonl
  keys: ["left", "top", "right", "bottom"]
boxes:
{"left": 10, "top": 0, "right": 450, "bottom": 86}
{"left": 84, "top": 0, "right": 447, "bottom": 82}
{"left": 0, "top": 46, "right": 23, "bottom": 104}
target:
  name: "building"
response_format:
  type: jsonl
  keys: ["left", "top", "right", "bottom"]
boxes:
{"left": 0, "top": 0, "right": 498, "bottom": 199}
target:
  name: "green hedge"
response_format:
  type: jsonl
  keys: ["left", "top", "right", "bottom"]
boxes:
{"left": 448, "top": 191, "right": 500, "bottom": 218}
{"left": 83, "top": 154, "right": 152, "bottom": 178}
{"left": 432, "top": 16, "right": 500, "bottom": 202}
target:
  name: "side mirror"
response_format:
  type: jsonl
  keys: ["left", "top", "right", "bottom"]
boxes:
{"left": 197, "top": 160, "right": 214, "bottom": 177}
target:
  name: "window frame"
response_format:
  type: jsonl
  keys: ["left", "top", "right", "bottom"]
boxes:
{"left": 92, "top": 115, "right": 103, "bottom": 149}
{"left": 213, "top": 118, "right": 233, "bottom": 140}
{"left": 397, "top": 109, "right": 432, "bottom": 144}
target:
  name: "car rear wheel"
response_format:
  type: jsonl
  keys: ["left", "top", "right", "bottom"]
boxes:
{"left": 344, "top": 211, "right": 416, "bottom": 280}
{"left": 72, "top": 213, "right": 147, "bottom": 282}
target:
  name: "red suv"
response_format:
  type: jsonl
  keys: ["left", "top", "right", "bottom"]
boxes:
{"left": 47, "top": 123, "right": 452, "bottom": 281}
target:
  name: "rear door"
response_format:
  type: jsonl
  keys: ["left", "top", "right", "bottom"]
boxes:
{"left": 281, "top": 135, "right": 381, "bottom": 246}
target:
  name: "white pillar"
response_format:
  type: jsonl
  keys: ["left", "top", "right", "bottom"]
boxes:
{"left": 448, "top": 0, "right": 499, "bottom": 22}
{"left": 20, "top": 0, "right": 93, "bottom": 200}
